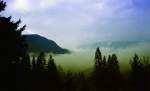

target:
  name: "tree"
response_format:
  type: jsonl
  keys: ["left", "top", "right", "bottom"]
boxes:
{"left": 77, "top": 73, "right": 90, "bottom": 91}
{"left": 47, "top": 54, "right": 62, "bottom": 91}
{"left": 130, "top": 54, "right": 141, "bottom": 73}
{"left": 102, "top": 56, "right": 106, "bottom": 67}
{"left": 107, "top": 55, "right": 111, "bottom": 64}
{"left": 47, "top": 54, "right": 57, "bottom": 73}
{"left": 32, "top": 56, "right": 36, "bottom": 71}
{"left": 108, "top": 54, "right": 119, "bottom": 72}
{"left": 0, "top": 0, "right": 5, "bottom": 12}
{"left": 129, "top": 54, "right": 150, "bottom": 91}
{"left": 107, "top": 54, "right": 122, "bottom": 91}
{"left": 94, "top": 47, "right": 102, "bottom": 68}
{"left": 36, "top": 52, "right": 46, "bottom": 71}
{"left": 22, "top": 53, "right": 31, "bottom": 72}
{"left": 0, "top": 1, "right": 27, "bottom": 90}
{"left": 0, "top": 1, "right": 27, "bottom": 72}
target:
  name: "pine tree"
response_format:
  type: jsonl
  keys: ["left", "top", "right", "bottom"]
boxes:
{"left": 0, "top": 1, "right": 27, "bottom": 90}
{"left": 32, "top": 56, "right": 36, "bottom": 71}
{"left": 107, "top": 54, "right": 119, "bottom": 73}
{"left": 47, "top": 54, "right": 57, "bottom": 73}
{"left": 94, "top": 47, "right": 102, "bottom": 67}
{"left": 107, "top": 55, "right": 112, "bottom": 64}
{"left": 102, "top": 56, "right": 106, "bottom": 66}
{"left": 47, "top": 54, "right": 62, "bottom": 91}
{"left": 130, "top": 54, "right": 141, "bottom": 72}
{"left": 22, "top": 53, "right": 31, "bottom": 71}
{"left": 37, "top": 52, "right": 46, "bottom": 71}
{"left": 0, "top": 0, "right": 5, "bottom": 12}
{"left": 0, "top": 0, "right": 27, "bottom": 71}
{"left": 130, "top": 54, "right": 148, "bottom": 91}
{"left": 107, "top": 54, "right": 121, "bottom": 91}
{"left": 111, "top": 54, "right": 119, "bottom": 71}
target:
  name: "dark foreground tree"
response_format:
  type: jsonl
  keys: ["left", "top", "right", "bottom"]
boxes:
{"left": 0, "top": 1, "right": 28, "bottom": 91}
{"left": 47, "top": 54, "right": 62, "bottom": 91}
{"left": 32, "top": 56, "right": 36, "bottom": 71}
{"left": 107, "top": 54, "right": 122, "bottom": 91}
{"left": 93, "top": 47, "right": 123, "bottom": 91}
{"left": 130, "top": 54, "right": 150, "bottom": 91}
{"left": 36, "top": 52, "right": 46, "bottom": 71}
{"left": 94, "top": 47, "right": 102, "bottom": 68}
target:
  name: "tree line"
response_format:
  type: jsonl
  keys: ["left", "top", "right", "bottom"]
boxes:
{"left": 0, "top": 1, "right": 150, "bottom": 91}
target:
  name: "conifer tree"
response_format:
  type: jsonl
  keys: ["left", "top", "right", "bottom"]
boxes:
{"left": 94, "top": 47, "right": 102, "bottom": 67}
{"left": 37, "top": 52, "right": 46, "bottom": 71}
{"left": 47, "top": 54, "right": 58, "bottom": 74}
{"left": 32, "top": 56, "right": 36, "bottom": 71}
{"left": 107, "top": 55, "right": 112, "bottom": 64}
{"left": 47, "top": 54, "right": 62, "bottom": 91}
{"left": 0, "top": 0, "right": 5, "bottom": 12}
{"left": 130, "top": 54, "right": 148, "bottom": 91}
{"left": 130, "top": 54, "right": 141, "bottom": 72}
{"left": 102, "top": 55, "right": 106, "bottom": 66}
{"left": 22, "top": 53, "right": 31, "bottom": 71}
{"left": 107, "top": 54, "right": 121, "bottom": 91}
{"left": 0, "top": 1, "right": 27, "bottom": 90}
{"left": 0, "top": 0, "right": 27, "bottom": 70}
{"left": 111, "top": 54, "right": 119, "bottom": 71}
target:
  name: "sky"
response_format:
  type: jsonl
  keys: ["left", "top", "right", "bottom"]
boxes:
{"left": 3, "top": 0, "right": 150, "bottom": 49}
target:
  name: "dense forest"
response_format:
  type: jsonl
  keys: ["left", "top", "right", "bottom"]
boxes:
{"left": 0, "top": 1, "right": 150, "bottom": 91}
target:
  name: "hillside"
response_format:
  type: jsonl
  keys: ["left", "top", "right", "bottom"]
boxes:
{"left": 24, "top": 34, "right": 70, "bottom": 54}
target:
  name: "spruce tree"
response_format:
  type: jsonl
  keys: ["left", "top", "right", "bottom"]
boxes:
{"left": 111, "top": 54, "right": 119, "bottom": 71}
{"left": 107, "top": 54, "right": 119, "bottom": 73}
{"left": 47, "top": 54, "right": 62, "bottom": 91}
{"left": 47, "top": 54, "right": 57, "bottom": 73}
{"left": 0, "top": 0, "right": 27, "bottom": 71}
{"left": 22, "top": 54, "right": 31, "bottom": 71}
{"left": 32, "top": 56, "right": 36, "bottom": 71}
{"left": 102, "top": 56, "right": 106, "bottom": 66}
{"left": 0, "top": 1, "right": 5, "bottom": 11}
{"left": 130, "top": 54, "right": 141, "bottom": 72}
{"left": 37, "top": 52, "right": 46, "bottom": 71}
{"left": 94, "top": 47, "right": 102, "bottom": 67}
{"left": 0, "top": 1, "right": 27, "bottom": 90}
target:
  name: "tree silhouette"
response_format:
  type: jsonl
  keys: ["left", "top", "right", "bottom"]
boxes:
{"left": 77, "top": 73, "right": 90, "bottom": 91}
{"left": 94, "top": 47, "right": 102, "bottom": 68}
{"left": 107, "top": 54, "right": 122, "bottom": 91}
{"left": 0, "top": 0, "right": 5, "bottom": 12}
{"left": 93, "top": 47, "right": 107, "bottom": 90}
{"left": 93, "top": 47, "right": 123, "bottom": 91}
{"left": 108, "top": 54, "right": 119, "bottom": 72}
{"left": 130, "top": 54, "right": 141, "bottom": 73}
{"left": 0, "top": 1, "right": 27, "bottom": 90}
{"left": 47, "top": 54, "right": 62, "bottom": 91}
{"left": 63, "top": 72, "right": 77, "bottom": 91}
{"left": 20, "top": 53, "right": 31, "bottom": 72}
{"left": 130, "top": 54, "right": 150, "bottom": 91}
{"left": 102, "top": 56, "right": 106, "bottom": 66}
{"left": 32, "top": 56, "right": 36, "bottom": 71}
{"left": 36, "top": 52, "right": 46, "bottom": 71}
{"left": 47, "top": 55, "right": 57, "bottom": 72}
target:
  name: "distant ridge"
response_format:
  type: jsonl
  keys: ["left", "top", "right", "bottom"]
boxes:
{"left": 24, "top": 34, "right": 70, "bottom": 54}
{"left": 80, "top": 41, "right": 150, "bottom": 49}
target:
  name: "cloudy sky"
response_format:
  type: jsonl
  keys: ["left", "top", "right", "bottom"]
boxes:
{"left": 3, "top": 0, "right": 150, "bottom": 49}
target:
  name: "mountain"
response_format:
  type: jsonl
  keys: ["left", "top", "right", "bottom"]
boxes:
{"left": 79, "top": 41, "right": 149, "bottom": 49}
{"left": 24, "top": 34, "right": 70, "bottom": 54}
